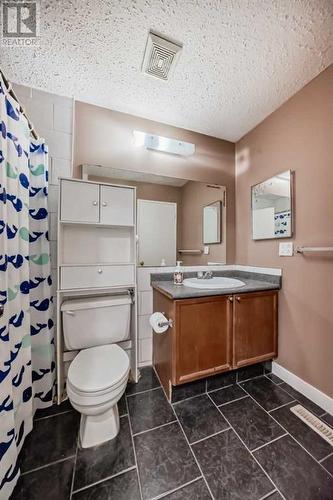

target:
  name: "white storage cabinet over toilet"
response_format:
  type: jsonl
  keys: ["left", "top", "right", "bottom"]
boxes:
{"left": 56, "top": 179, "right": 138, "bottom": 434}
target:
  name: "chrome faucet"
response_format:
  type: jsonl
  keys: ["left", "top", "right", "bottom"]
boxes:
{"left": 197, "top": 271, "right": 213, "bottom": 279}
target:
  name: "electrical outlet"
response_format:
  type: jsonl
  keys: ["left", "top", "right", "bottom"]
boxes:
{"left": 204, "top": 246, "right": 210, "bottom": 255}
{"left": 279, "top": 242, "right": 293, "bottom": 256}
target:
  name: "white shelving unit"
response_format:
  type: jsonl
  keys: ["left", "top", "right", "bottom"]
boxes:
{"left": 56, "top": 178, "right": 138, "bottom": 404}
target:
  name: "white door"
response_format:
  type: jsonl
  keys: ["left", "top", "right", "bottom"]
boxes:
{"left": 137, "top": 200, "right": 177, "bottom": 266}
{"left": 60, "top": 180, "right": 99, "bottom": 223}
{"left": 100, "top": 185, "right": 134, "bottom": 226}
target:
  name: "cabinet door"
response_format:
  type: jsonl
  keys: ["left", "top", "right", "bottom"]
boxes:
{"left": 175, "top": 296, "right": 233, "bottom": 383}
{"left": 100, "top": 185, "right": 134, "bottom": 225}
{"left": 61, "top": 180, "right": 99, "bottom": 223}
{"left": 233, "top": 291, "right": 278, "bottom": 368}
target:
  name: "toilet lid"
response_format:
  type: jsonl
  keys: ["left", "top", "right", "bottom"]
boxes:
{"left": 68, "top": 344, "right": 130, "bottom": 393}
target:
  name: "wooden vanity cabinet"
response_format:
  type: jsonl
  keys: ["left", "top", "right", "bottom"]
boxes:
{"left": 233, "top": 291, "right": 278, "bottom": 368}
{"left": 175, "top": 295, "right": 233, "bottom": 384}
{"left": 153, "top": 289, "right": 278, "bottom": 400}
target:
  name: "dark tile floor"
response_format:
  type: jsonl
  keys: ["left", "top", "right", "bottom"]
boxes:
{"left": 12, "top": 366, "right": 333, "bottom": 500}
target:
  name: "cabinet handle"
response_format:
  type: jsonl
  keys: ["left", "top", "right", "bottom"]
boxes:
{"left": 236, "top": 296, "right": 241, "bottom": 302}
{"left": 98, "top": 269, "right": 103, "bottom": 274}
{"left": 228, "top": 296, "right": 233, "bottom": 302}
{"left": 102, "top": 201, "right": 107, "bottom": 207}
{"left": 92, "top": 201, "right": 98, "bottom": 206}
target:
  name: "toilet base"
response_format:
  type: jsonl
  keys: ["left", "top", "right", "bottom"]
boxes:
{"left": 80, "top": 404, "right": 120, "bottom": 448}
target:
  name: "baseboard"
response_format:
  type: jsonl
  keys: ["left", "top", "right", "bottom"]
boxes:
{"left": 272, "top": 361, "right": 333, "bottom": 415}
{"left": 138, "top": 361, "right": 152, "bottom": 368}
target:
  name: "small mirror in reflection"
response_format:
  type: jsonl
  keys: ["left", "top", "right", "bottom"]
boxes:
{"left": 203, "top": 201, "right": 222, "bottom": 244}
{"left": 251, "top": 170, "right": 292, "bottom": 240}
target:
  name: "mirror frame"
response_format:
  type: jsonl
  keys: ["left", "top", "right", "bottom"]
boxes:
{"left": 251, "top": 169, "right": 294, "bottom": 241}
{"left": 202, "top": 200, "right": 222, "bottom": 245}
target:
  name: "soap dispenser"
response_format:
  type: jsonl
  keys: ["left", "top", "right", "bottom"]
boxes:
{"left": 174, "top": 261, "right": 184, "bottom": 285}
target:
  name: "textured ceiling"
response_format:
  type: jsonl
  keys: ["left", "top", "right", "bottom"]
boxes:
{"left": 2, "top": 0, "right": 333, "bottom": 141}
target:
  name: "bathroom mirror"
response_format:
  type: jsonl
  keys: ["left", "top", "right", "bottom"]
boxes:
{"left": 251, "top": 170, "right": 293, "bottom": 240}
{"left": 82, "top": 164, "right": 227, "bottom": 267}
{"left": 203, "top": 201, "right": 222, "bottom": 244}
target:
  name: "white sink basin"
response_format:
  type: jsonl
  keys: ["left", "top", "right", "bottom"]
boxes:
{"left": 183, "top": 277, "right": 246, "bottom": 290}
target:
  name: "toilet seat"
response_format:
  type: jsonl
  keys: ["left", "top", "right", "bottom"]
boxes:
{"left": 68, "top": 344, "right": 130, "bottom": 394}
{"left": 67, "top": 371, "right": 129, "bottom": 407}
{"left": 68, "top": 370, "right": 128, "bottom": 398}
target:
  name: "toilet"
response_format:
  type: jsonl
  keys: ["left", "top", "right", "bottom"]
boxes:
{"left": 61, "top": 295, "right": 131, "bottom": 448}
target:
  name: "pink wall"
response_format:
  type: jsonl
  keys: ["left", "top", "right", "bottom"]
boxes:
{"left": 235, "top": 65, "right": 333, "bottom": 397}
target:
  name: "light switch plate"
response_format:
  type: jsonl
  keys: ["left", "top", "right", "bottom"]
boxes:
{"left": 204, "top": 246, "right": 210, "bottom": 255}
{"left": 279, "top": 241, "right": 293, "bottom": 256}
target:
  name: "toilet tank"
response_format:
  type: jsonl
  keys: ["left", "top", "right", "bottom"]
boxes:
{"left": 61, "top": 295, "right": 132, "bottom": 350}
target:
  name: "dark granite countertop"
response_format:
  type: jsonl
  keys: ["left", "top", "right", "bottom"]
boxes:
{"left": 151, "top": 270, "right": 281, "bottom": 300}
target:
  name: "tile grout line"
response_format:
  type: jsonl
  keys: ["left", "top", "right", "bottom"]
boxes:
{"left": 251, "top": 433, "right": 289, "bottom": 453}
{"left": 125, "top": 394, "right": 144, "bottom": 500}
{"left": 34, "top": 409, "right": 73, "bottom": 421}
{"left": 236, "top": 379, "right": 296, "bottom": 414}
{"left": 153, "top": 366, "right": 215, "bottom": 500}
{"left": 172, "top": 407, "right": 215, "bottom": 500}
{"left": 190, "top": 427, "right": 231, "bottom": 446}
{"left": 237, "top": 372, "right": 266, "bottom": 384}
{"left": 319, "top": 451, "right": 333, "bottom": 463}
{"left": 132, "top": 419, "right": 178, "bottom": 437}
{"left": 274, "top": 383, "right": 326, "bottom": 417}
{"left": 126, "top": 385, "right": 161, "bottom": 398}
{"left": 150, "top": 476, "right": 203, "bottom": 500}
{"left": 264, "top": 374, "right": 283, "bottom": 386}
{"left": 205, "top": 381, "right": 236, "bottom": 395}
{"left": 207, "top": 392, "right": 287, "bottom": 500}
{"left": 239, "top": 382, "right": 333, "bottom": 480}
{"left": 69, "top": 434, "right": 79, "bottom": 499}
{"left": 20, "top": 454, "right": 76, "bottom": 477}
{"left": 172, "top": 392, "right": 207, "bottom": 405}
{"left": 172, "top": 374, "right": 262, "bottom": 404}
{"left": 258, "top": 490, "right": 280, "bottom": 500}
{"left": 71, "top": 465, "right": 137, "bottom": 495}
{"left": 217, "top": 395, "right": 249, "bottom": 407}
{"left": 268, "top": 400, "right": 297, "bottom": 412}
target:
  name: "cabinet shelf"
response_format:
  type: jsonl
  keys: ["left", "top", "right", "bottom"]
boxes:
{"left": 59, "top": 220, "right": 135, "bottom": 228}
{"left": 59, "top": 262, "right": 135, "bottom": 267}
{"left": 58, "top": 284, "right": 136, "bottom": 293}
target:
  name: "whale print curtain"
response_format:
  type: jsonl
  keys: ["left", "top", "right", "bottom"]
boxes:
{"left": 0, "top": 75, "right": 54, "bottom": 499}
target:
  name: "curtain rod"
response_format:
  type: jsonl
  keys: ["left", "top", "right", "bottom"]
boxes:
{"left": 0, "top": 68, "right": 39, "bottom": 140}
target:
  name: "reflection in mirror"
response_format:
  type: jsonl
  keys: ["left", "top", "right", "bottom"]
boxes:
{"left": 83, "top": 165, "right": 227, "bottom": 266}
{"left": 252, "top": 170, "right": 292, "bottom": 240}
{"left": 203, "top": 201, "right": 222, "bottom": 244}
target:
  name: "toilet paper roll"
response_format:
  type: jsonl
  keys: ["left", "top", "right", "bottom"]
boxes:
{"left": 149, "top": 312, "right": 169, "bottom": 334}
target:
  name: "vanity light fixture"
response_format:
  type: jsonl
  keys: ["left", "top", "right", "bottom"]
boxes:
{"left": 133, "top": 130, "right": 195, "bottom": 156}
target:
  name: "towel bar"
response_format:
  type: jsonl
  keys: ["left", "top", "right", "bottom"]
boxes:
{"left": 296, "top": 247, "right": 333, "bottom": 254}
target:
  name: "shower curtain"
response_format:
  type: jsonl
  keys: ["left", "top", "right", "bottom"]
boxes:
{"left": 0, "top": 75, "right": 54, "bottom": 499}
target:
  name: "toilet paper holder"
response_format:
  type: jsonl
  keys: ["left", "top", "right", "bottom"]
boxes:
{"left": 158, "top": 314, "right": 173, "bottom": 329}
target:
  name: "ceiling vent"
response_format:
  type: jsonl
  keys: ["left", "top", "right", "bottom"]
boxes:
{"left": 142, "top": 31, "right": 182, "bottom": 81}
